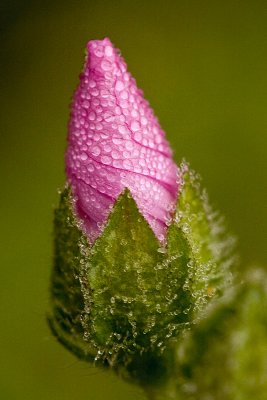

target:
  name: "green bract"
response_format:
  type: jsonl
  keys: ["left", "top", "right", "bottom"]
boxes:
{"left": 49, "top": 165, "right": 236, "bottom": 391}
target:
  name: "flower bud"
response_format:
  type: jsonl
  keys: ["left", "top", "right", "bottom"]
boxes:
{"left": 49, "top": 38, "right": 236, "bottom": 395}
{"left": 66, "top": 38, "right": 179, "bottom": 243}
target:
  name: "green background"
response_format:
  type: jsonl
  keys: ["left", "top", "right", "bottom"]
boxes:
{"left": 1, "top": 1, "right": 267, "bottom": 399}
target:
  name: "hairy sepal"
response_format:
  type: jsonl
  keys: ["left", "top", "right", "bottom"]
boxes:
{"left": 49, "top": 167, "right": 236, "bottom": 388}
{"left": 175, "top": 163, "right": 236, "bottom": 317}
{"left": 48, "top": 187, "right": 97, "bottom": 362}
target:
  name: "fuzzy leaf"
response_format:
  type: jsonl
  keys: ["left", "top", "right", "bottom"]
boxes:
{"left": 176, "top": 269, "right": 267, "bottom": 400}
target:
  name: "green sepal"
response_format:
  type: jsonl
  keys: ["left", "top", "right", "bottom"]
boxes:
{"left": 176, "top": 269, "right": 267, "bottom": 400}
{"left": 48, "top": 187, "right": 96, "bottom": 362}
{"left": 48, "top": 188, "right": 194, "bottom": 386}
{"left": 174, "top": 163, "right": 236, "bottom": 316}
{"left": 49, "top": 167, "right": 237, "bottom": 390}
{"left": 86, "top": 189, "right": 193, "bottom": 387}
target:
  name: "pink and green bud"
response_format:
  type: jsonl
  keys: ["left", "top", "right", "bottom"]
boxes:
{"left": 49, "top": 38, "right": 238, "bottom": 397}
{"left": 66, "top": 38, "right": 180, "bottom": 243}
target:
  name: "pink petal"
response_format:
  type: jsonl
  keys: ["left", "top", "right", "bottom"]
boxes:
{"left": 66, "top": 38, "right": 180, "bottom": 243}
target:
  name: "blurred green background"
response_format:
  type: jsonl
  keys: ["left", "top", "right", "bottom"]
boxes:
{"left": 1, "top": 1, "right": 267, "bottom": 399}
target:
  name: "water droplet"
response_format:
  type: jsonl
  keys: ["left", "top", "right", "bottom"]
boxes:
{"left": 134, "top": 132, "right": 142, "bottom": 141}
{"left": 112, "top": 138, "right": 123, "bottom": 145}
{"left": 92, "top": 98, "right": 100, "bottom": 106}
{"left": 89, "top": 80, "right": 96, "bottom": 88}
{"left": 141, "top": 116, "right": 148, "bottom": 126}
{"left": 157, "top": 247, "right": 166, "bottom": 254}
{"left": 123, "top": 151, "right": 130, "bottom": 158}
{"left": 123, "top": 159, "right": 133, "bottom": 169}
{"left": 104, "top": 144, "right": 111, "bottom": 152}
{"left": 125, "top": 140, "right": 134, "bottom": 150}
{"left": 82, "top": 100, "right": 90, "bottom": 109}
{"left": 91, "top": 88, "right": 99, "bottom": 97}
{"left": 111, "top": 150, "right": 120, "bottom": 159}
{"left": 158, "top": 234, "right": 165, "bottom": 242}
{"left": 101, "top": 60, "right": 112, "bottom": 71}
{"left": 113, "top": 160, "right": 122, "bottom": 168}
{"left": 115, "top": 80, "right": 124, "bottom": 91}
{"left": 120, "top": 90, "right": 128, "bottom": 100}
{"left": 95, "top": 123, "right": 103, "bottom": 131}
{"left": 103, "top": 112, "right": 114, "bottom": 122}
{"left": 107, "top": 173, "right": 116, "bottom": 182}
{"left": 101, "top": 155, "right": 112, "bottom": 165}
{"left": 131, "top": 121, "right": 141, "bottom": 132}
{"left": 88, "top": 111, "right": 96, "bottom": 121}
{"left": 80, "top": 152, "right": 88, "bottom": 161}
{"left": 94, "top": 45, "right": 104, "bottom": 57}
{"left": 104, "top": 45, "right": 113, "bottom": 57}
{"left": 115, "top": 106, "right": 121, "bottom": 115}
{"left": 92, "top": 146, "right": 100, "bottom": 156}
{"left": 118, "top": 125, "right": 129, "bottom": 135}
{"left": 120, "top": 100, "right": 129, "bottom": 109}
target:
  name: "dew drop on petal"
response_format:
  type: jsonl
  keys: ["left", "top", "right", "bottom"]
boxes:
{"left": 101, "top": 60, "right": 112, "bottom": 71}
{"left": 88, "top": 111, "right": 96, "bottom": 121}
{"left": 131, "top": 121, "right": 141, "bottom": 132}
{"left": 101, "top": 155, "right": 112, "bottom": 165}
{"left": 104, "top": 45, "right": 113, "bottom": 57}
{"left": 91, "top": 146, "right": 100, "bottom": 156}
{"left": 80, "top": 152, "right": 88, "bottom": 161}
{"left": 115, "top": 80, "right": 124, "bottom": 91}
{"left": 66, "top": 38, "right": 179, "bottom": 244}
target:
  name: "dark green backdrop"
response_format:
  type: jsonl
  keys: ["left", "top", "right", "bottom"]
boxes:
{"left": 1, "top": 1, "right": 267, "bottom": 399}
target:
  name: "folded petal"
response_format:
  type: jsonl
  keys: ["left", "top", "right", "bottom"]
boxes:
{"left": 66, "top": 38, "right": 180, "bottom": 242}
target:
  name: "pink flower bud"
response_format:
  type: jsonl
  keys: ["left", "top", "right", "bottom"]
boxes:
{"left": 66, "top": 38, "right": 180, "bottom": 243}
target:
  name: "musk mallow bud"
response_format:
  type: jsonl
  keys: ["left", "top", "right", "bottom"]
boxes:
{"left": 49, "top": 38, "right": 236, "bottom": 396}
{"left": 66, "top": 38, "right": 179, "bottom": 244}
